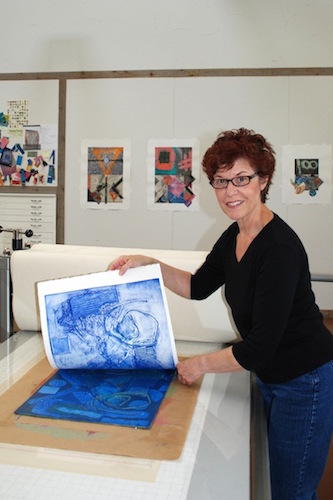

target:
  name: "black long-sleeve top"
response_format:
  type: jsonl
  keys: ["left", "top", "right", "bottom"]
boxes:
{"left": 191, "top": 214, "right": 333, "bottom": 383}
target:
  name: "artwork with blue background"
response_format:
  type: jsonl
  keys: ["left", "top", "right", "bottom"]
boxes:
{"left": 15, "top": 367, "right": 175, "bottom": 429}
{"left": 27, "top": 267, "right": 178, "bottom": 428}
{"left": 43, "top": 277, "right": 176, "bottom": 370}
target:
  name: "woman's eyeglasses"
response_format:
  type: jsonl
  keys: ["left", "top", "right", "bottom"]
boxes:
{"left": 210, "top": 172, "right": 258, "bottom": 189}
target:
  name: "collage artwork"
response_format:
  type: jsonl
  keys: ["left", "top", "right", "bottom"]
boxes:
{"left": 0, "top": 100, "right": 57, "bottom": 187}
{"left": 1, "top": 99, "right": 199, "bottom": 208}
{"left": 86, "top": 146, "right": 125, "bottom": 205}
{"left": 153, "top": 145, "right": 195, "bottom": 206}
{"left": 83, "top": 139, "right": 199, "bottom": 210}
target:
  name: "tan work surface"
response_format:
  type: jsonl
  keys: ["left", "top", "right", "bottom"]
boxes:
{"left": 0, "top": 357, "right": 201, "bottom": 461}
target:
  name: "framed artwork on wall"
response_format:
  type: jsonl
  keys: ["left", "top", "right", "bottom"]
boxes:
{"left": 147, "top": 138, "right": 200, "bottom": 211}
{"left": 282, "top": 144, "right": 332, "bottom": 205}
{"left": 81, "top": 139, "right": 131, "bottom": 210}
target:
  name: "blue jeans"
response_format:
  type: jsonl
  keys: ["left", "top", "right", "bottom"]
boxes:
{"left": 257, "top": 361, "right": 333, "bottom": 500}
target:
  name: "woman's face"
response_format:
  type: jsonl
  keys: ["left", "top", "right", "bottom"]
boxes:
{"left": 213, "top": 158, "right": 268, "bottom": 223}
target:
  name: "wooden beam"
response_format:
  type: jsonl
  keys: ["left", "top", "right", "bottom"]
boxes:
{"left": 56, "top": 78, "right": 66, "bottom": 244}
{"left": 1, "top": 67, "right": 333, "bottom": 81}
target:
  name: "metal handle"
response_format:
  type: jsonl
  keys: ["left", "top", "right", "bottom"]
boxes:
{"left": 0, "top": 226, "right": 34, "bottom": 251}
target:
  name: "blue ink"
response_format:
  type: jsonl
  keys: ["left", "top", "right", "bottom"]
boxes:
{"left": 43, "top": 278, "right": 176, "bottom": 370}
{"left": 15, "top": 368, "right": 175, "bottom": 429}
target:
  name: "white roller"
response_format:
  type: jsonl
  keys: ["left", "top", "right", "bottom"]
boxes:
{"left": 11, "top": 243, "right": 238, "bottom": 343}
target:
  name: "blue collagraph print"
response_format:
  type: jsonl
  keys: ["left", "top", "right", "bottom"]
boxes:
{"left": 15, "top": 368, "right": 175, "bottom": 429}
{"left": 44, "top": 278, "right": 176, "bottom": 370}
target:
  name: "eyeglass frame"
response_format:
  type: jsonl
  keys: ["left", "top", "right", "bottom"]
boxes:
{"left": 209, "top": 172, "right": 259, "bottom": 189}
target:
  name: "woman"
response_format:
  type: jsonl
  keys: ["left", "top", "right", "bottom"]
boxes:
{"left": 109, "top": 128, "right": 333, "bottom": 500}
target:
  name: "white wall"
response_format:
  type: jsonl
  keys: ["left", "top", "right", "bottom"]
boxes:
{"left": 65, "top": 76, "right": 290, "bottom": 251}
{"left": 2, "top": 1, "right": 333, "bottom": 307}
{"left": 3, "top": 1, "right": 333, "bottom": 72}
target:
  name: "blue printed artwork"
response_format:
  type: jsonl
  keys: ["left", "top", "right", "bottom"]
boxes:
{"left": 15, "top": 367, "right": 175, "bottom": 429}
{"left": 16, "top": 265, "right": 178, "bottom": 429}
{"left": 37, "top": 265, "right": 178, "bottom": 371}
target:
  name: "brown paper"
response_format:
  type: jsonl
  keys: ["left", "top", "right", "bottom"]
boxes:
{"left": 0, "top": 357, "right": 201, "bottom": 461}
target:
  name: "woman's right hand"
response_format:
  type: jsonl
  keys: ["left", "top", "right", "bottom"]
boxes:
{"left": 109, "top": 254, "right": 191, "bottom": 299}
{"left": 108, "top": 255, "right": 157, "bottom": 275}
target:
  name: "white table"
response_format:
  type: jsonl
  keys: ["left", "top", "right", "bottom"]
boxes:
{"left": 0, "top": 331, "right": 253, "bottom": 500}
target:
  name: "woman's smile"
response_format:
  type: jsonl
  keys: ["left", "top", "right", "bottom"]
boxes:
{"left": 226, "top": 200, "right": 243, "bottom": 208}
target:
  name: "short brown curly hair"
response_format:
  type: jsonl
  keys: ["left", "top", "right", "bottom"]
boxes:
{"left": 202, "top": 128, "right": 275, "bottom": 203}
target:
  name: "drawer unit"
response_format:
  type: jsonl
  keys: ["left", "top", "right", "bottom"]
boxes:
{"left": 0, "top": 194, "right": 56, "bottom": 252}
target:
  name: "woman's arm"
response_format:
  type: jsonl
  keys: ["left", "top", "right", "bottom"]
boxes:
{"left": 108, "top": 254, "right": 192, "bottom": 299}
{"left": 176, "top": 345, "right": 244, "bottom": 385}
{"left": 109, "top": 255, "right": 243, "bottom": 385}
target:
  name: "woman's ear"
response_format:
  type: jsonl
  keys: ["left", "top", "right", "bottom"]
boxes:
{"left": 259, "top": 175, "right": 269, "bottom": 190}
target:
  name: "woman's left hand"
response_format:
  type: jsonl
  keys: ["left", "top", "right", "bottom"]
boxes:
{"left": 176, "top": 356, "right": 204, "bottom": 386}
{"left": 176, "top": 346, "right": 244, "bottom": 386}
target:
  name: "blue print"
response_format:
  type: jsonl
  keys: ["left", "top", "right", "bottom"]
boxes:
{"left": 44, "top": 278, "right": 176, "bottom": 370}
{"left": 15, "top": 368, "right": 175, "bottom": 429}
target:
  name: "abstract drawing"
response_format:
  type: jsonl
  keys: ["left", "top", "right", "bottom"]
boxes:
{"left": 290, "top": 158, "right": 323, "bottom": 197}
{"left": 0, "top": 120, "right": 57, "bottom": 187}
{"left": 155, "top": 146, "right": 194, "bottom": 205}
{"left": 15, "top": 367, "right": 175, "bottom": 429}
{"left": 81, "top": 140, "right": 131, "bottom": 210}
{"left": 282, "top": 144, "right": 332, "bottom": 205}
{"left": 21, "top": 265, "right": 178, "bottom": 429}
{"left": 147, "top": 139, "right": 200, "bottom": 211}
{"left": 37, "top": 265, "right": 178, "bottom": 371}
{"left": 87, "top": 146, "right": 124, "bottom": 204}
